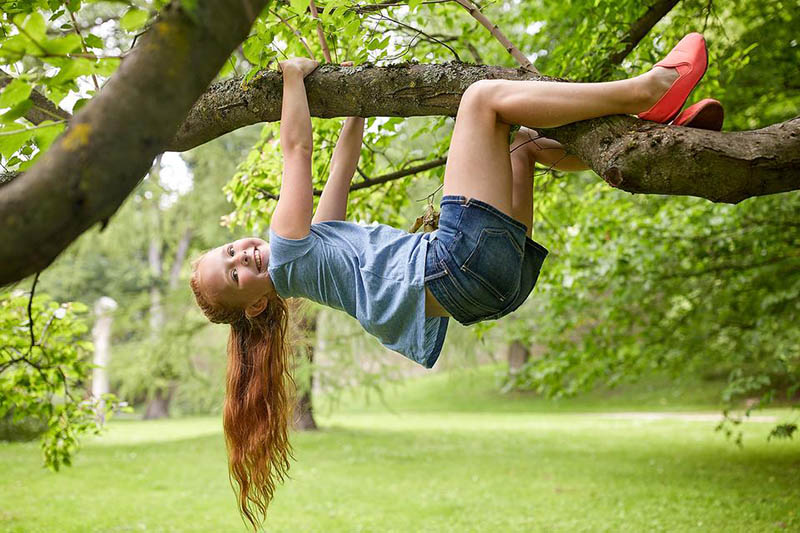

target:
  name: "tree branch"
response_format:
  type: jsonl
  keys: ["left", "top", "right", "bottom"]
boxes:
{"left": 0, "top": 0, "right": 269, "bottom": 286}
{"left": 451, "top": 0, "right": 538, "bottom": 74}
{"left": 597, "top": 0, "right": 682, "bottom": 79}
{"left": 169, "top": 62, "right": 799, "bottom": 203}
{"left": 257, "top": 155, "right": 448, "bottom": 199}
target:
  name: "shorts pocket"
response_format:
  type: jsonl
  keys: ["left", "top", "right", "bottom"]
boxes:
{"left": 462, "top": 228, "right": 523, "bottom": 302}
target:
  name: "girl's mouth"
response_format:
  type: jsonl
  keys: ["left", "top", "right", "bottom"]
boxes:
{"left": 254, "top": 247, "right": 263, "bottom": 272}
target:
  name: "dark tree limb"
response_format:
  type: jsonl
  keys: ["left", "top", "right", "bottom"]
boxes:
{"left": 597, "top": 0, "right": 682, "bottom": 80}
{"left": 170, "top": 63, "right": 539, "bottom": 151}
{"left": 257, "top": 155, "right": 448, "bottom": 199}
{"left": 540, "top": 115, "right": 800, "bottom": 203}
{"left": 172, "top": 62, "right": 799, "bottom": 201}
{"left": 0, "top": 0, "right": 269, "bottom": 286}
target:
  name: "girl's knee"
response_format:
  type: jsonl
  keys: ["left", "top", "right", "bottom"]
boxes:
{"left": 462, "top": 79, "right": 502, "bottom": 107}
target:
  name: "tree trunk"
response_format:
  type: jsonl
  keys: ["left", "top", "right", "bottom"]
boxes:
{"left": 168, "top": 228, "right": 193, "bottom": 290}
{"left": 143, "top": 387, "right": 173, "bottom": 420}
{"left": 293, "top": 312, "right": 318, "bottom": 431}
{"left": 507, "top": 340, "right": 530, "bottom": 376}
{"left": 0, "top": 0, "right": 268, "bottom": 285}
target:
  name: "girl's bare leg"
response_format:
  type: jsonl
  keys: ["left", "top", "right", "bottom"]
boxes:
{"left": 443, "top": 68, "right": 678, "bottom": 216}
{"left": 509, "top": 128, "right": 589, "bottom": 237}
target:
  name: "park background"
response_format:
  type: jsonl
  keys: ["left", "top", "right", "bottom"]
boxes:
{"left": 0, "top": 0, "right": 798, "bottom": 531}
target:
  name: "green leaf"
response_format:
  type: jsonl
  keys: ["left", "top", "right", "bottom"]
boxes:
{"left": 1, "top": 99, "right": 33, "bottom": 122}
{"left": 50, "top": 58, "right": 94, "bottom": 84}
{"left": 84, "top": 34, "right": 103, "bottom": 49}
{"left": 16, "top": 12, "right": 46, "bottom": 42}
{"left": 120, "top": 8, "right": 149, "bottom": 32}
{"left": 242, "top": 37, "right": 262, "bottom": 65}
{"left": 0, "top": 125, "right": 34, "bottom": 159}
{"left": 93, "top": 58, "right": 120, "bottom": 77}
{"left": 0, "top": 79, "right": 33, "bottom": 108}
{"left": 42, "top": 34, "right": 81, "bottom": 55}
{"left": 243, "top": 65, "right": 260, "bottom": 84}
{"left": 289, "top": 0, "right": 307, "bottom": 14}
{"left": 72, "top": 98, "right": 90, "bottom": 113}
{"left": 32, "top": 121, "right": 66, "bottom": 153}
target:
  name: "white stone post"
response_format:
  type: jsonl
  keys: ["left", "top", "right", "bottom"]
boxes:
{"left": 92, "top": 296, "right": 117, "bottom": 420}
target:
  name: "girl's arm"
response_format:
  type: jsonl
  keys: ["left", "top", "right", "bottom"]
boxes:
{"left": 312, "top": 116, "right": 365, "bottom": 223}
{"left": 271, "top": 57, "right": 319, "bottom": 239}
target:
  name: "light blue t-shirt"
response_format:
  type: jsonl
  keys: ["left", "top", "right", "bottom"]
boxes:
{"left": 267, "top": 221, "right": 448, "bottom": 368}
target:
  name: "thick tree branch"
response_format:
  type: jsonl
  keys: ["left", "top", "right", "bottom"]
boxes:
{"left": 0, "top": 0, "right": 269, "bottom": 286}
{"left": 172, "top": 62, "right": 799, "bottom": 204}
{"left": 540, "top": 115, "right": 800, "bottom": 203}
{"left": 171, "top": 63, "right": 536, "bottom": 151}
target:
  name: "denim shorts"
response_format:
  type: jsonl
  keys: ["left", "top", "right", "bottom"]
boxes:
{"left": 424, "top": 195, "right": 548, "bottom": 325}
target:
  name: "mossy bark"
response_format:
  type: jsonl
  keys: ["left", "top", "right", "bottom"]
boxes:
{"left": 0, "top": 0, "right": 270, "bottom": 285}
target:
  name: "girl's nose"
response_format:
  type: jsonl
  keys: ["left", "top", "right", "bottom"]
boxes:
{"left": 240, "top": 250, "right": 249, "bottom": 265}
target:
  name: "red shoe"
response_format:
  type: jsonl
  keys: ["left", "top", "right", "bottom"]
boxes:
{"left": 671, "top": 98, "right": 724, "bottom": 130}
{"left": 638, "top": 33, "right": 709, "bottom": 124}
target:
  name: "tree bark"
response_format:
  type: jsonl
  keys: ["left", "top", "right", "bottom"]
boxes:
{"left": 293, "top": 312, "right": 318, "bottom": 431}
{"left": 143, "top": 386, "right": 174, "bottom": 420}
{"left": 173, "top": 63, "right": 799, "bottom": 202}
{"left": 597, "top": 0, "right": 682, "bottom": 80}
{"left": 2, "top": 63, "right": 799, "bottom": 285}
{"left": 169, "top": 228, "right": 194, "bottom": 290}
{"left": 0, "top": 0, "right": 269, "bottom": 286}
{"left": 507, "top": 340, "right": 530, "bottom": 376}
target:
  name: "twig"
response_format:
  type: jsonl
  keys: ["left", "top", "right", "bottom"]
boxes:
{"left": 597, "top": 0, "right": 682, "bottom": 80}
{"left": 322, "top": 0, "right": 451, "bottom": 14}
{"left": 451, "top": 0, "right": 538, "bottom": 74}
{"left": 349, "top": 155, "right": 447, "bottom": 191}
{"left": 27, "top": 272, "right": 40, "bottom": 351}
{"left": 255, "top": 155, "right": 449, "bottom": 200}
{"left": 372, "top": 14, "right": 461, "bottom": 61}
{"left": 308, "top": 0, "right": 333, "bottom": 63}
{"left": 69, "top": 10, "right": 101, "bottom": 92}
{"left": 270, "top": 8, "right": 316, "bottom": 59}
{"left": 0, "top": 121, "right": 67, "bottom": 136}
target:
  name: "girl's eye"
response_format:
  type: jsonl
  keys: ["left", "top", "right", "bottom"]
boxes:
{"left": 228, "top": 245, "right": 234, "bottom": 256}
{"left": 231, "top": 269, "right": 238, "bottom": 283}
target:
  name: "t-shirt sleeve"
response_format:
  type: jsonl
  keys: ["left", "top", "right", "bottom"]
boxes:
{"left": 268, "top": 228, "right": 319, "bottom": 267}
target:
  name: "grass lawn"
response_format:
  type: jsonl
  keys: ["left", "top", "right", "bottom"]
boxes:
{"left": 1, "top": 368, "right": 798, "bottom": 532}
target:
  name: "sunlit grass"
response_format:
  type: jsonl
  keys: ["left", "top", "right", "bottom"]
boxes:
{"left": 1, "top": 370, "right": 797, "bottom": 532}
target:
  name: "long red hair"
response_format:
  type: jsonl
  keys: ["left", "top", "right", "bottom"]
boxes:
{"left": 190, "top": 260, "right": 294, "bottom": 530}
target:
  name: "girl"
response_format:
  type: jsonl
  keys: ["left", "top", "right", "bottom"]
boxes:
{"left": 190, "top": 33, "right": 708, "bottom": 527}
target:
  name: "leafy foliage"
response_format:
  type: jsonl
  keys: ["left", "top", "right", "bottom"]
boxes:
{"left": 0, "top": 284, "right": 122, "bottom": 469}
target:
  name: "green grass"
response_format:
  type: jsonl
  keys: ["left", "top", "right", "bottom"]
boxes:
{"left": 1, "top": 370, "right": 798, "bottom": 532}
{"left": 321, "top": 364, "right": 732, "bottom": 415}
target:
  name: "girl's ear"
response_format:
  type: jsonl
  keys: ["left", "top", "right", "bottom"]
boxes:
{"left": 245, "top": 295, "right": 269, "bottom": 318}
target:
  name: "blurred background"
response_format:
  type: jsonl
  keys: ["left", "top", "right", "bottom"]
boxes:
{"left": 1, "top": 0, "right": 798, "bottom": 530}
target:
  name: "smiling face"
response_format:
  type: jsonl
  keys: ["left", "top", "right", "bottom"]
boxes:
{"left": 196, "top": 237, "right": 275, "bottom": 315}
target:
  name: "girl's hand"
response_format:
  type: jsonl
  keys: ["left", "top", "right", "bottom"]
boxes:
{"left": 278, "top": 57, "right": 319, "bottom": 78}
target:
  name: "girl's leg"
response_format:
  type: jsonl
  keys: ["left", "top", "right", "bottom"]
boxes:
{"left": 509, "top": 128, "right": 589, "bottom": 237}
{"left": 443, "top": 68, "right": 678, "bottom": 215}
